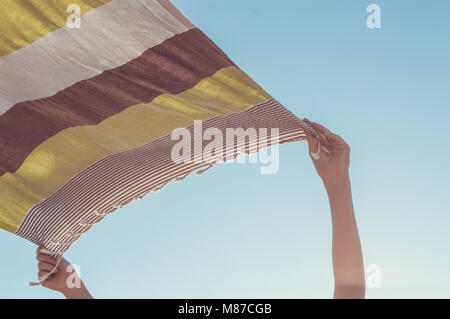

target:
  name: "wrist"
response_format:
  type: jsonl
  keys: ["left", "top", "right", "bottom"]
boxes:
{"left": 62, "top": 287, "right": 91, "bottom": 299}
{"left": 322, "top": 171, "right": 350, "bottom": 189}
{"left": 61, "top": 285, "right": 78, "bottom": 299}
{"left": 60, "top": 279, "right": 92, "bottom": 299}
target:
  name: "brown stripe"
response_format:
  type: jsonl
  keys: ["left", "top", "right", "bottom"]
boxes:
{"left": 0, "top": 28, "right": 234, "bottom": 177}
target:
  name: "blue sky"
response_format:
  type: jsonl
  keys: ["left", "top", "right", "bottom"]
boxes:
{"left": 1, "top": 0, "right": 449, "bottom": 298}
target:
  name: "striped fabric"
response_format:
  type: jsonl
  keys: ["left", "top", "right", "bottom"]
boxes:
{"left": 0, "top": 0, "right": 306, "bottom": 255}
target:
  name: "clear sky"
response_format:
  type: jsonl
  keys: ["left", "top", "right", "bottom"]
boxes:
{"left": 1, "top": 0, "right": 449, "bottom": 298}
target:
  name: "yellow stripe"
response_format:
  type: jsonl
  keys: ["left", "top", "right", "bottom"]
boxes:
{"left": 0, "top": 67, "right": 271, "bottom": 232}
{"left": 0, "top": 0, "right": 112, "bottom": 56}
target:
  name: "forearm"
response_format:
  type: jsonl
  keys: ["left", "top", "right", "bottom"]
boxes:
{"left": 324, "top": 174, "right": 365, "bottom": 299}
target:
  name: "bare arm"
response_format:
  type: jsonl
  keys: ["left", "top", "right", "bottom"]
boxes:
{"left": 36, "top": 246, "right": 93, "bottom": 299}
{"left": 303, "top": 119, "right": 365, "bottom": 299}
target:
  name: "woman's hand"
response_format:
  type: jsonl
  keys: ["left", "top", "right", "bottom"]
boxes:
{"left": 303, "top": 118, "right": 350, "bottom": 186}
{"left": 36, "top": 246, "right": 93, "bottom": 299}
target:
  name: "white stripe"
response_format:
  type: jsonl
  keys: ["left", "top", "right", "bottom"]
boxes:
{"left": 0, "top": 0, "right": 192, "bottom": 115}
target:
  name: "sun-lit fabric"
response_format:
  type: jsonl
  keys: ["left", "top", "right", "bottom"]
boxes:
{"left": 0, "top": 0, "right": 306, "bottom": 254}
{"left": 0, "top": 0, "right": 112, "bottom": 55}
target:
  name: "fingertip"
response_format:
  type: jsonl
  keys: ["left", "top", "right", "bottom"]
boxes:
{"left": 36, "top": 253, "right": 45, "bottom": 261}
{"left": 36, "top": 245, "right": 44, "bottom": 255}
{"left": 311, "top": 121, "right": 329, "bottom": 133}
{"left": 310, "top": 121, "right": 322, "bottom": 130}
{"left": 301, "top": 119, "right": 313, "bottom": 135}
{"left": 311, "top": 122, "right": 333, "bottom": 138}
{"left": 301, "top": 124, "right": 313, "bottom": 143}
{"left": 37, "top": 253, "right": 57, "bottom": 265}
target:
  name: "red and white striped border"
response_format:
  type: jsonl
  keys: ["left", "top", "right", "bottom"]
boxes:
{"left": 15, "top": 99, "right": 306, "bottom": 254}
